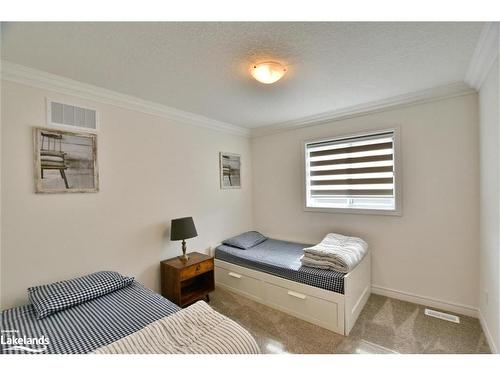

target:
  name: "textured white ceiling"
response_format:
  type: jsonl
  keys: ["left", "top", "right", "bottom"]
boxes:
{"left": 1, "top": 22, "right": 483, "bottom": 128}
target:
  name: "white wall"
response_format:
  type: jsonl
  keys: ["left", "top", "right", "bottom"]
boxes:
{"left": 478, "top": 57, "right": 500, "bottom": 353}
{"left": 251, "top": 94, "right": 480, "bottom": 315}
{"left": 0, "top": 80, "right": 253, "bottom": 309}
{"left": 0, "top": 31, "right": 3, "bottom": 310}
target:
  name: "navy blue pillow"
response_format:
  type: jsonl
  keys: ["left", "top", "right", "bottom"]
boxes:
{"left": 222, "top": 231, "right": 267, "bottom": 249}
{"left": 28, "top": 271, "right": 134, "bottom": 319}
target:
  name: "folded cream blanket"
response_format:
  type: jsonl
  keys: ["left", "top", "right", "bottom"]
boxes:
{"left": 301, "top": 233, "right": 368, "bottom": 273}
{"left": 93, "top": 300, "right": 260, "bottom": 354}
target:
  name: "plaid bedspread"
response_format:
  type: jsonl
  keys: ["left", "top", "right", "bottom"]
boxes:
{"left": 1, "top": 282, "right": 180, "bottom": 354}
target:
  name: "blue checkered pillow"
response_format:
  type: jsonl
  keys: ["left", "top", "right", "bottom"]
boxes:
{"left": 28, "top": 271, "right": 134, "bottom": 319}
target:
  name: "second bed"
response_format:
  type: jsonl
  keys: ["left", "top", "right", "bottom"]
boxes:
{"left": 215, "top": 236, "right": 371, "bottom": 335}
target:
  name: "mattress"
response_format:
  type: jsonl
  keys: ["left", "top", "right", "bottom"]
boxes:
{"left": 0, "top": 281, "right": 180, "bottom": 354}
{"left": 215, "top": 238, "right": 345, "bottom": 294}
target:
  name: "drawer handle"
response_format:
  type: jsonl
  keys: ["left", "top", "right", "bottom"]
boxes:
{"left": 228, "top": 272, "right": 242, "bottom": 279}
{"left": 195, "top": 265, "right": 201, "bottom": 271}
{"left": 287, "top": 290, "right": 306, "bottom": 300}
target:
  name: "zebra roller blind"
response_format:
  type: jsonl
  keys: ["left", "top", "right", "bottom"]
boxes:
{"left": 305, "top": 130, "right": 397, "bottom": 211}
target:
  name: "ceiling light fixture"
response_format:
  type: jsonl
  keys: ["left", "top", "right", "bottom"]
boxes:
{"left": 251, "top": 61, "right": 287, "bottom": 84}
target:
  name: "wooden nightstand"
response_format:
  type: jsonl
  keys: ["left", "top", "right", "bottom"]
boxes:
{"left": 160, "top": 252, "right": 215, "bottom": 307}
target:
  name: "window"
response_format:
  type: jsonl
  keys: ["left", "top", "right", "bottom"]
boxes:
{"left": 304, "top": 129, "right": 400, "bottom": 214}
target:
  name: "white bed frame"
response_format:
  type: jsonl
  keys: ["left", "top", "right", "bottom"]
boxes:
{"left": 214, "top": 252, "right": 371, "bottom": 336}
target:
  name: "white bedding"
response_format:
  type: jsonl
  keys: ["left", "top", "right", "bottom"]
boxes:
{"left": 93, "top": 300, "right": 260, "bottom": 354}
{"left": 301, "top": 233, "right": 368, "bottom": 273}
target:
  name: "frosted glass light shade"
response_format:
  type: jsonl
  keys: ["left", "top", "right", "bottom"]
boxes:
{"left": 251, "top": 62, "right": 287, "bottom": 84}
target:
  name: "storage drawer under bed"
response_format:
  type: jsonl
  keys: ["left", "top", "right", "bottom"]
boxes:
{"left": 214, "top": 260, "right": 344, "bottom": 333}
{"left": 261, "top": 282, "right": 340, "bottom": 330}
{"left": 215, "top": 265, "right": 263, "bottom": 301}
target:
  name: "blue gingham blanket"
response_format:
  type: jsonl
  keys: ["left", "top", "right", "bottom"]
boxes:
{"left": 215, "top": 238, "right": 345, "bottom": 294}
{"left": 0, "top": 282, "right": 179, "bottom": 354}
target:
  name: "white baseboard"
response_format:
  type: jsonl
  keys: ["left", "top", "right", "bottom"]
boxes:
{"left": 371, "top": 285, "right": 478, "bottom": 318}
{"left": 479, "top": 309, "right": 498, "bottom": 354}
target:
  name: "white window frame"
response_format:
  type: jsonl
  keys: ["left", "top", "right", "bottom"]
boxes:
{"left": 302, "top": 127, "right": 402, "bottom": 216}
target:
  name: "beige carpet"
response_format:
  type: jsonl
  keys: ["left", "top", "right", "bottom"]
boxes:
{"left": 208, "top": 288, "right": 490, "bottom": 354}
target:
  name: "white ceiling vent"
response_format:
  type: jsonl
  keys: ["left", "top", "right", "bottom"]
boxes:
{"left": 47, "top": 99, "right": 98, "bottom": 131}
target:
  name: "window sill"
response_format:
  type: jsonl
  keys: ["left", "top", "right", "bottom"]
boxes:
{"left": 304, "top": 206, "right": 402, "bottom": 216}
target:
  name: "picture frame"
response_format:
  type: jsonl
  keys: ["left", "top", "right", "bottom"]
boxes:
{"left": 33, "top": 127, "right": 99, "bottom": 193}
{"left": 219, "top": 152, "right": 241, "bottom": 189}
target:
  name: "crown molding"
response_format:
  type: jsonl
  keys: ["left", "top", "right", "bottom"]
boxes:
{"left": 0, "top": 61, "right": 250, "bottom": 137}
{"left": 1, "top": 61, "right": 477, "bottom": 140}
{"left": 250, "top": 81, "right": 475, "bottom": 138}
{"left": 465, "top": 22, "right": 499, "bottom": 90}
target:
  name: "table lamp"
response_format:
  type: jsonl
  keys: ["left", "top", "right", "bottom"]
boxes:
{"left": 170, "top": 217, "right": 198, "bottom": 261}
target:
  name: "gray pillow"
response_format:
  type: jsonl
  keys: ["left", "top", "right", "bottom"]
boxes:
{"left": 222, "top": 231, "right": 267, "bottom": 249}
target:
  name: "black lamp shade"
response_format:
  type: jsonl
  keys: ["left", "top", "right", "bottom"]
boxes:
{"left": 170, "top": 217, "right": 198, "bottom": 241}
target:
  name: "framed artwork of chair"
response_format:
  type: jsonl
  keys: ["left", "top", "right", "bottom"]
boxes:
{"left": 33, "top": 127, "right": 99, "bottom": 193}
{"left": 219, "top": 152, "right": 241, "bottom": 189}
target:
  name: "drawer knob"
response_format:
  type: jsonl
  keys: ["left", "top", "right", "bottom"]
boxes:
{"left": 287, "top": 290, "right": 306, "bottom": 300}
{"left": 195, "top": 265, "right": 201, "bottom": 271}
{"left": 228, "top": 272, "right": 242, "bottom": 279}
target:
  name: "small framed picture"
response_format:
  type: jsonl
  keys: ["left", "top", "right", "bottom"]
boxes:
{"left": 33, "top": 127, "right": 99, "bottom": 193}
{"left": 219, "top": 152, "right": 241, "bottom": 189}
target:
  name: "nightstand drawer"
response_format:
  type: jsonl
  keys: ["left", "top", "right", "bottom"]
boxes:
{"left": 180, "top": 259, "right": 214, "bottom": 281}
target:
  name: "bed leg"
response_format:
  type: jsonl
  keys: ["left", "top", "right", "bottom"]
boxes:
{"left": 206, "top": 294, "right": 210, "bottom": 303}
